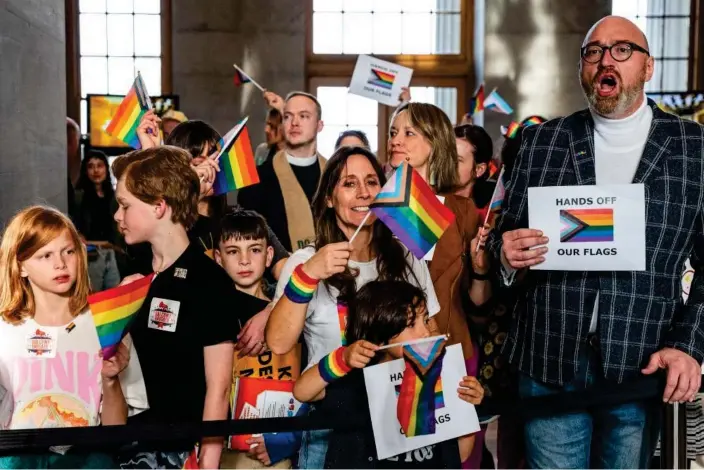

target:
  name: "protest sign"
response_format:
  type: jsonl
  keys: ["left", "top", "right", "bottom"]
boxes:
{"left": 349, "top": 55, "right": 413, "bottom": 107}
{"left": 528, "top": 184, "right": 646, "bottom": 271}
{"left": 363, "top": 344, "right": 479, "bottom": 460}
{"left": 233, "top": 344, "right": 301, "bottom": 381}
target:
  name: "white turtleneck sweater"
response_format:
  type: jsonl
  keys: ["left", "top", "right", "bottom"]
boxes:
{"left": 588, "top": 97, "right": 653, "bottom": 333}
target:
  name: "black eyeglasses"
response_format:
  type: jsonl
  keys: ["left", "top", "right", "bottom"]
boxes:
{"left": 580, "top": 41, "right": 650, "bottom": 64}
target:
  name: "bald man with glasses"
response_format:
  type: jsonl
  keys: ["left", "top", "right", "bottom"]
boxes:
{"left": 489, "top": 16, "right": 704, "bottom": 468}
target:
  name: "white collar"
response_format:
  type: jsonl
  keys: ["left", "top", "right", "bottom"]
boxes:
{"left": 286, "top": 152, "right": 317, "bottom": 167}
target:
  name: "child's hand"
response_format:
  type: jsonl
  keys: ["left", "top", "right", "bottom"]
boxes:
{"left": 343, "top": 340, "right": 378, "bottom": 369}
{"left": 136, "top": 109, "right": 161, "bottom": 149}
{"left": 457, "top": 376, "right": 485, "bottom": 405}
{"left": 119, "top": 273, "right": 145, "bottom": 286}
{"left": 101, "top": 339, "right": 130, "bottom": 382}
{"left": 246, "top": 435, "right": 271, "bottom": 466}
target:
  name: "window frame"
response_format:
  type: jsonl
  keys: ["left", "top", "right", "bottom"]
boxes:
{"left": 305, "top": 0, "right": 474, "bottom": 163}
{"left": 64, "top": 0, "right": 173, "bottom": 124}
{"left": 309, "top": 76, "right": 466, "bottom": 163}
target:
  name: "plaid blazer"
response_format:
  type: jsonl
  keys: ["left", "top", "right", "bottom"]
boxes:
{"left": 490, "top": 100, "right": 704, "bottom": 385}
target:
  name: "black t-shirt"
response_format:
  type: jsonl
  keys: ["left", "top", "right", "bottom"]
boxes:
{"left": 238, "top": 156, "right": 321, "bottom": 251}
{"left": 129, "top": 243, "right": 261, "bottom": 425}
{"left": 322, "top": 370, "right": 460, "bottom": 469}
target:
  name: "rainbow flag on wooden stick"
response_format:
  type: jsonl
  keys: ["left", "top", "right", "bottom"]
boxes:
{"left": 89, "top": 274, "right": 154, "bottom": 360}
{"left": 105, "top": 73, "right": 152, "bottom": 149}
{"left": 212, "top": 117, "right": 260, "bottom": 195}
{"left": 397, "top": 336, "right": 447, "bottom": 437}
{"left": 370, "top": 163, "right": 455, "bottom": 260}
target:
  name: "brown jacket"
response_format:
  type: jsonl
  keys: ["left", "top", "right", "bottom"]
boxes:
{"left": 429, "top": 194, "right": 480, "bottom": 360}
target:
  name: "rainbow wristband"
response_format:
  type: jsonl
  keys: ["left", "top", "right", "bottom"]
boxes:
{"left": 318, "top": 347, "right": 352, "bottom": 383}
{"left": 284, "top": 264, "right": 319, "bottom": 303}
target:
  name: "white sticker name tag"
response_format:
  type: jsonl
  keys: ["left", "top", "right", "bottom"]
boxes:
{"left": 148, "top": 297, "right": 181, "bottom": 333}
{"left": 25, "top": 327, "right": 58, "bottom": 358}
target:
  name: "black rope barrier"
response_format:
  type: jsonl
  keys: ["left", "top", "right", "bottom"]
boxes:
{"left": 0, "top": 373, "right": 678, "bottom": 455}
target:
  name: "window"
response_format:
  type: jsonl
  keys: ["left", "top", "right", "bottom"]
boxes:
{"left": 312, "top": 0, "right": 461, "bottom": 55}
{"left": 612, "top": 0, "right": 692, "bottom": 92}
{"left": 306, "top": 0, "right": 472, "bottom": 162}
{"left": 76, "top": 0, "right": 163, "bottom": 133}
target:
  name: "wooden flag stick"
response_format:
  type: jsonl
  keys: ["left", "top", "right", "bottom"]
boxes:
{"left": 234, "top": 64, "right": 265, "bottom": 92}
{"left": 348, "top": 211, "right": 372, "bottom": 245}
{"left": 476, "top": 166, "right": 505, "bottom": 253}
{"left": 377, "top": 334, "right": 448, "bottom": 351}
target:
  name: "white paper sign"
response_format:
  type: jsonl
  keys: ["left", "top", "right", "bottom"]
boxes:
{"left": 528, "top": 184, "right": 646, "bottom": 271}
{"left": 363, "top": 344, "right": 480, "bottom": 460}
{"left": 348, "top": 55, "right": 414, "bottom": 107}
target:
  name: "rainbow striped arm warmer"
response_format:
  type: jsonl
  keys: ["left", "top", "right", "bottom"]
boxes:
{"left": 283, "top": 264, "right": 318, "bottom": 303}
{"left": 318, "top": 347, "right": 352, "bottom": 383}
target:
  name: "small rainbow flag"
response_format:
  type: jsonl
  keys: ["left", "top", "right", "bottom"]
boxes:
{"left": 468, "top": 83, "right": 485, "bottom": 116}
{"left": 367, "top": 68, "right": 396, "bottom": 90}
{"left": 105, "top": 73, "right": 152, "bottom": 149}
{"left": 396, "top": 377, "right": 444, "bottom": 408}
{"left": 396, "top": 336, "right": 447, "bottom": 437}
{"left": 488, "top": 167, "right": 506, "bottom": 213}
{"left": 560, "top": 208, "right": 614, "bottom": 243}
{"left": 337, "top": 302, "right": 348, "bottom": 346}
{"left": 212, "top": 117, "right": 260, "bottom": 195}
{"left": 89, "top": 274, "right": 154, "bottom": 360}
{"left": 370, "top": 163, "right": 455, "bottom": 260}
{"left": 233, "top": 68, "right": 252, "bottom": 87}
{"left": 501, "top": 121, "right": 520, "bottom": 139}
{"left": 522, "top": 115, "right": 545, "bottom": 126}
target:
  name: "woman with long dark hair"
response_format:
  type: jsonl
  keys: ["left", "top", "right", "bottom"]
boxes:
{"left": 266, "top": 146, "right": 440, "bottom": 468}
{"left": 75, "top": 151, "right": 121, "bottom": 290}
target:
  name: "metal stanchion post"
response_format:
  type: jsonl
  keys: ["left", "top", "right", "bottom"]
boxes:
{"left": 661, "top": 402, "right": 688, "bottom": 469}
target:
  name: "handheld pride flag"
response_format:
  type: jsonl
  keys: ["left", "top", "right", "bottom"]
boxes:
{"left": 233, "top": 64, "right": 265, "bottom": 92}
{"left": 484, "top": 89, "right": 513, "bottom": 115}
{"left": 468, "top": 83, "right": 485, "bottom": 116}
{"left": 89, "top": 274, "right": 154, "bottom": 360}
{"left": 370, "top": 163, "right": 455, "bottom": 260}
{"left": 488, "top": 167, "right": 506, "bottom": 213}
{"left": 212, "top": 117, "right": 260, "bottom": 195}
{"left": 500, "top": 121, "right": 520, "bottom": 139}
{"left": 396, "top": 336, "right": 447, "bottom": 437}
{"left": 105, "top": 73, "right": 152, "bottom": 149}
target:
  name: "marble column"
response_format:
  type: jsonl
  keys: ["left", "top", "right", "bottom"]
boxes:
{"left": 0, "top": 0, "right": 67, "bottom": 222}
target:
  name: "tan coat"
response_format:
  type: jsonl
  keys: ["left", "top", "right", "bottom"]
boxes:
{"left": 429, "top": 194, "right": 480, "bottom": 361}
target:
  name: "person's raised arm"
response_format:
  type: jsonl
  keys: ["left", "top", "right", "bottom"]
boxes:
{"left": 263, "top": 90, "right": 285, "bottom": 114}
{"left": 293, "top": 340, "right": 377, "bottom": 403}
{"left": 266, "top": 242, "right": 351, "bottom": 355}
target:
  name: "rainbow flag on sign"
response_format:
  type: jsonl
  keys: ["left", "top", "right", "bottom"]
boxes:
{"left": 484, "top": 89, "right": 513, "bottom": 115}
{"left": 468, "top": 83, "right": 485, "bottom": 116}
{"left": 370, "top": 163, "right": 455, "bottom": 260}
{"left": 397, "top": 336, "right": 447, "bottom": 437}
{"left": 367, "top": 68, "right": 396, "bottom": 90}
{"left": 560, "top": 208, "right": 614, "bottom": 243}
{"left": 212, "top": 117, "right": 260, "bottom": 195}
{"left": 105, "top": 73, "right": 152, "bottom": 149}
{"left": 89, "top": 274, "right": 154, "bottom": 360}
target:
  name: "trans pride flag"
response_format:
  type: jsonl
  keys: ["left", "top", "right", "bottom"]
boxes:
{"left": 396, "top": 336, "right": 447, "bottom": 437}
{"left": 105, "top": 73, "right": 152, "bottom": 148}
{"left": 484, "top": 89, "right": 513, "bottom": 115}
{"left": 370, "top": 163, "right": 455, "bottom": 260}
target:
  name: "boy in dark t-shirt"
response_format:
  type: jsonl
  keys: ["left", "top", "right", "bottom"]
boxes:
{"left": 112, "top": 146, "right": 261, "bottom": 469}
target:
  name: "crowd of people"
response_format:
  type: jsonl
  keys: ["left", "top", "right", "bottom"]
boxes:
{"left": 0, "top": 14, "right": 703, "bottom": 470}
